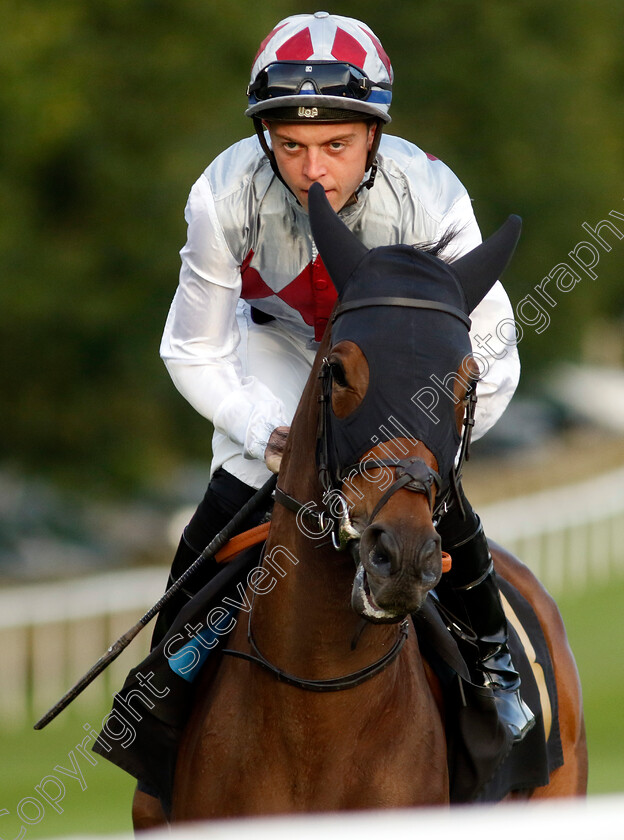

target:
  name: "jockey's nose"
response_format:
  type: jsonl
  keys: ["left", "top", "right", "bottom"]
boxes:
{"left": 303, "top": 149, "right": 326, "bottom": 181}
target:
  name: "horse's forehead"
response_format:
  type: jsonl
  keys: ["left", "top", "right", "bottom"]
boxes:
{"left": 341, "top": 245, "right": 465, "bottom": 309}
{"left": 327, "top": 296, "right": 471, "bottom": 478}
{"left": 331, "top": 301, "right": 470, "bottom": 362}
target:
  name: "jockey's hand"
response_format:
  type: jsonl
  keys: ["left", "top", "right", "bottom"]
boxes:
{"left": 264, "top": 426, "right": 290, "bottom": 474}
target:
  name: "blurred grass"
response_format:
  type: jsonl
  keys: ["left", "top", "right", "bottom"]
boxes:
{"left": 557, "top": 578, "right": 624, "bottom": 794}
{"left": 1, "top": 579, "right": 622, "bottom": 837}
{"left": 1, "top": 707, "right": 135, "bottom": 837}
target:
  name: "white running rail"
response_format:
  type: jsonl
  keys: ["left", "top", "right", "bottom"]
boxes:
{"left": 478, "top": 464, "right": 624, "bottom": 592}
{"left": 2, "top": 465, "right": 624, "bottom": 729}
{"left": 0, "top": 568, "right": 165, "bottom": 729}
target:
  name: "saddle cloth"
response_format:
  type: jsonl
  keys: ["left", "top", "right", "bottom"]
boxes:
{"left": 413, "top": 576, "right": 563, "bottom": 803}
{"left": 93, "top": 544, "right": 563, "bottom": 813}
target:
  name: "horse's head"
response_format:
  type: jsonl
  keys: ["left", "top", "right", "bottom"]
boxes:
{"left": 308, "top": 182, "right": 520, "bottom": 623}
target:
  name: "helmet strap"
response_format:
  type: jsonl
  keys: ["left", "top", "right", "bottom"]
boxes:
{"left": 358, "top": 119, "right": 383, "bottom": 193}
{"left": 253, "top": 117, "right": 297, "bottom": 198}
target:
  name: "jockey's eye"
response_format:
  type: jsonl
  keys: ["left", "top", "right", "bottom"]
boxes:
{"left": 329, "top": 360, "right": 348, "bottom": 388}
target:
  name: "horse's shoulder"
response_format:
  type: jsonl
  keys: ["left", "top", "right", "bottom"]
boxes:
{"left": 488, "top": 542, "right": 587, "bottom": 795}
{"left": 422, "top": 655, "right": 445, "bottom": 718}
{"left": 488, "top": 539, "right": 563, "bottom": 629}
{"left": 488, "top": 539, "right": 583, "bottom": 709}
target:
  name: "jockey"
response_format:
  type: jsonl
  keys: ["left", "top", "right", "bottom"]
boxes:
{"left": 157, "top": 11, "right": 534, "bottom": 742}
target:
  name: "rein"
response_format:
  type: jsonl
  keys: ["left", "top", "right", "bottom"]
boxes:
{"left": 223, "top": 611, "right": 410, "bottom": 692}
{"left": 221, "top": 489, "right": 411, "bottom": 692}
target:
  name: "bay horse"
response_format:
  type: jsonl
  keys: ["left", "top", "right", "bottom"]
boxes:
{"left": 134, "top": 183, "right": 586, "bottom": 826}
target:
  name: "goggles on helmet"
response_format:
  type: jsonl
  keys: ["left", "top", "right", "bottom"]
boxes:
{"left": 247, "top": 60, "right": 392, "bottom": 105}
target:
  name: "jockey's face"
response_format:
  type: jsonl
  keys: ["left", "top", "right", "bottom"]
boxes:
{"left": 266, "top": 121, "right": 376, "bottom": 212}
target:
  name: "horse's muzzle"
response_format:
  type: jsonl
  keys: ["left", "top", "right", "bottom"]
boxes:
{"left": 351, "top": 524, "right": 442, "bottom": 622}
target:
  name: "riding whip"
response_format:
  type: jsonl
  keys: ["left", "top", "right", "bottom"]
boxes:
{"left": 33, "top": 472, "right": 277, "bottom": 730}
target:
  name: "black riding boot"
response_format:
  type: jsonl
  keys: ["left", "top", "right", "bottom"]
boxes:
{"left": 437, "top": 521, "right": 535, "bottom": 742}
{"left": 151, "top": 468, "right": 265, "bottom": 648}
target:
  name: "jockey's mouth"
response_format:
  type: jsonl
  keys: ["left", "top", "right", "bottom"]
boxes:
{"left": 301, "top": 185, "right": 335, "bottom": 201}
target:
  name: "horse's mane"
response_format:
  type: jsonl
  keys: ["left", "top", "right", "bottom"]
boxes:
{"left": 414, "top": 226, "right": 460, "bottom": 260}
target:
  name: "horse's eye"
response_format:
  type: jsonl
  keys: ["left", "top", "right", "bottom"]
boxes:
{"left": 330, "top": 361, "right": 348, "bottom": 388}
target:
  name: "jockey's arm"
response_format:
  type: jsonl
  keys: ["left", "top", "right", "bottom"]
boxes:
{"left": 159, "top": 173, "right": 289, "bottom": 463}
{"left": 438, "top": 192, "right": 521, "bottom": 441}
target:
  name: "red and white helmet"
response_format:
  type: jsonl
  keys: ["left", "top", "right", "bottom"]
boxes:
{"left": 246, "top": 11, "right": 394, "bottom": 124}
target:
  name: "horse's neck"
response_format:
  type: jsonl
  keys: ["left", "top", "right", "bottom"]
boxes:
{"left": 251, "top": 509, "right": 367, "bottom": 671}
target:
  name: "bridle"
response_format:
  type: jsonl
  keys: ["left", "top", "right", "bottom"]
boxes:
{"left": 310, "top": 295, "right": 478, "bottom": 544}
{"left": 223, "top": 295, "right": 477, "bottom": 692}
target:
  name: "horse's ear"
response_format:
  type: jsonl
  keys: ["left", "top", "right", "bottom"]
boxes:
{"left": 308, "top": 182, "right": 368, "bottom": 296}
{"left": 452, "top": 215, "right": 522, "bottom": 313}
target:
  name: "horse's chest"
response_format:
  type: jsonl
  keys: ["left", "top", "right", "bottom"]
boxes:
{"left": 176, "top": 672, "right": 447, "bottom": 817}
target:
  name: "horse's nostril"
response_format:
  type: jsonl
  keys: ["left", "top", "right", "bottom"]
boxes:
{"left": 418, "top": 536, "right": 442, "bottom": 585}
{"left": 362, "top": 528, "right": 441, "bottom": 583}
{"left": 377, "top": 529, "right": 395, "bottom": 557}
{"left": 421, "top": 536, "right": 441, "bottom": 562}
{"left": 364, "top": 527, "right": 397, "bottom": 577}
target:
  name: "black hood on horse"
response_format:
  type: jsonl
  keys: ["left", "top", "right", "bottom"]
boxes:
{"left": 307, "top": 182, "right": 521, "bottom": 483}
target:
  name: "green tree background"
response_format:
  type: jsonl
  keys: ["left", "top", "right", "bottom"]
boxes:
{"left": 2, "top": 0, "right": 623, "bottom": 495}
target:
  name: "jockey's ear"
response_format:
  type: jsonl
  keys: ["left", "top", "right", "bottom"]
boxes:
{"left": 452, "top": 215, "right": 522, "bottom": 314}
{"left": 367, "top": 121, "right": 377, "bottom": 150}
{"left": 308, "top": 182, "right": 368, "bottom": 296}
